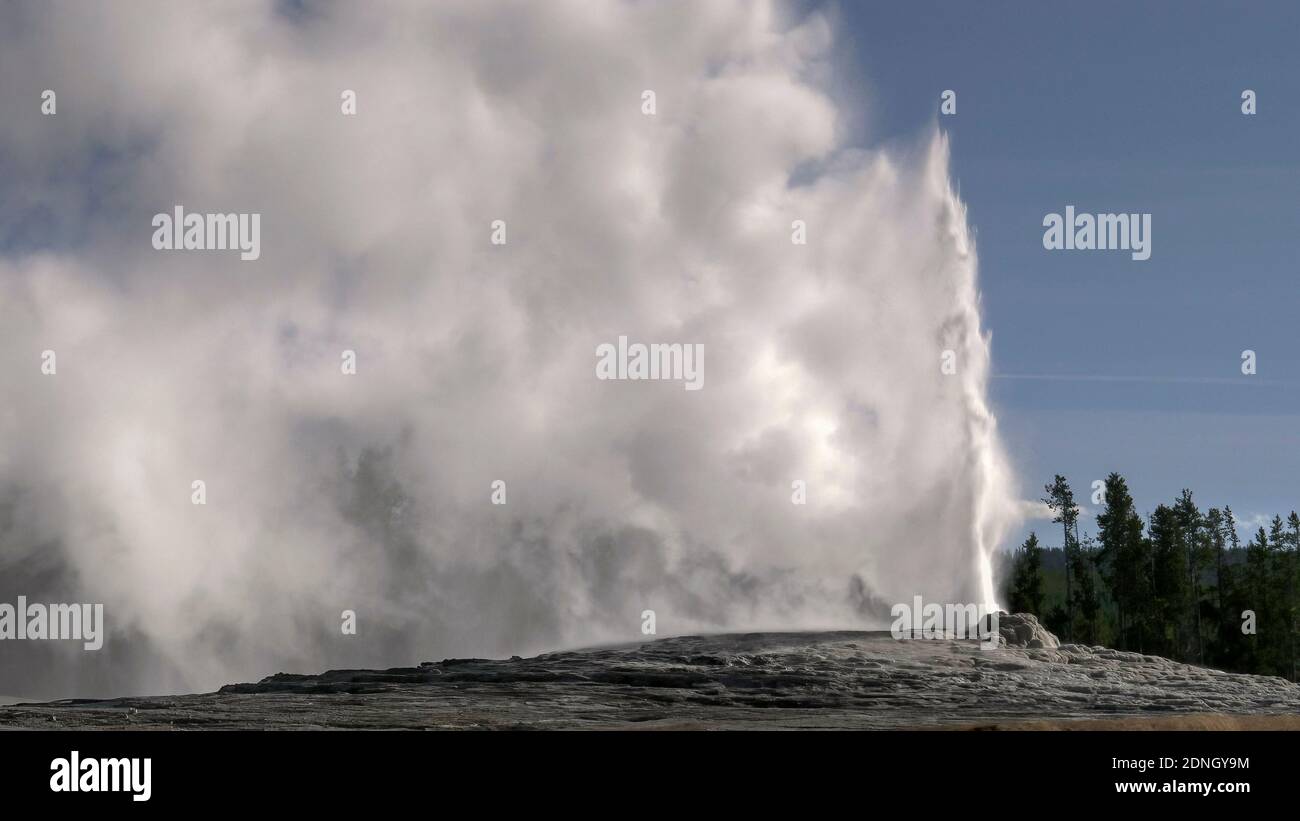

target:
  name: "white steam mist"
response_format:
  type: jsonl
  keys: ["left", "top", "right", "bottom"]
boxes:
{"left": 0, "top": 0, "right": 1018, "bottom": 698}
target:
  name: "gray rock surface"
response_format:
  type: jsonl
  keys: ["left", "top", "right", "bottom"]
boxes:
{"left": 3, "top": 622, "right": 1298, "bottom": 729}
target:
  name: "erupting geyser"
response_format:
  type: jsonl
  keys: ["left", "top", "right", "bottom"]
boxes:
{"left": 0, "top": 0, "right": 1018, "bottom": 700}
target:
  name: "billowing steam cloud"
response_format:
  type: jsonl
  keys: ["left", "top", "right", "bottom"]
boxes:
{"left": 0, "top": 0, "right": 1018, "bottom": 699}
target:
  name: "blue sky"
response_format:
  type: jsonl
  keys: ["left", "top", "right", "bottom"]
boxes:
{"left": 833, "top": 0, "right": 1300, "bottom": 544}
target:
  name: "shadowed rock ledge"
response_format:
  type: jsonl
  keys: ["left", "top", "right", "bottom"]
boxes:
{"left": 3, "top": 616, "right": 1299, "bottom": 730}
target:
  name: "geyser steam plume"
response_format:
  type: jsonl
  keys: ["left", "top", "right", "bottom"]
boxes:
{"left": 0, "top": 0, "right": 1018, "bottom": 699}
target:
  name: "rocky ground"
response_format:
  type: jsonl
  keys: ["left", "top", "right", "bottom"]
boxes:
{"left": 3, "top": 615, "right": 1299, "bottom": 730}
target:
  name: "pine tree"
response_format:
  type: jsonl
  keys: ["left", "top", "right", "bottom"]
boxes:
{"left": 1042, "top": 475, "right": 1079, "bottom": 642}
{"left": 1173, "top": 490, "right": 1204, "bottom": 663}
{"left": 1286, "top": 512, "right": 1300, "bottom": 681}
{"left": 1222, "top": 507, "right": 1246, "bottom": 670}
{"left": 1009, "top": 532, "right": 1045, "bottom": 617}
{"left": 1094, "top": 473, "right": 1147, "bottom": 651}
{"left": 1264, "top": 515, "right": 1291, "bottom": 676}
{"left": 1205, "top": 507, "right": 1230, "bottom": 666}
{"left": 1071, "top": 533, "right": 1101, "bottom": 645}
{"left": 1149, "top": 504, "right": 1188, "bottom": 660}
{"left": 1245, "top": 527, "right": 1270, "bottom": 672}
